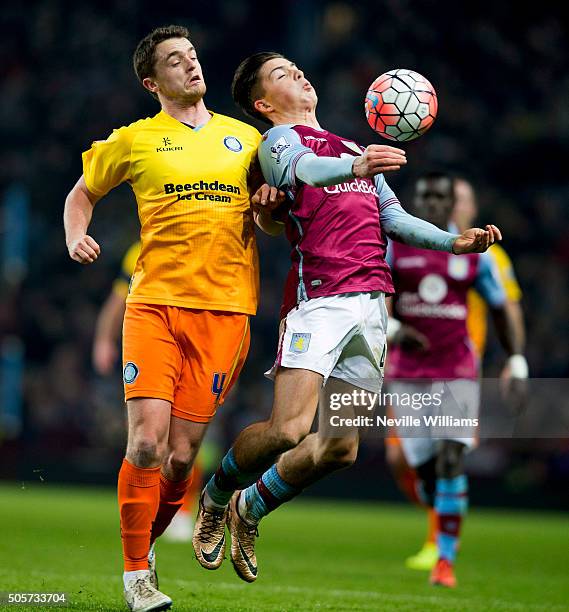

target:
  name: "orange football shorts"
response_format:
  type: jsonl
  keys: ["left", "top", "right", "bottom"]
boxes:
{"left": 122, "top": 303, "right": 250, "bottom": 423}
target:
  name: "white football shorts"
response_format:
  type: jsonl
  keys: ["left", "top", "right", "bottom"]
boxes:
{"left": 266, "top": 291, "right": 388, "bottom": 393}
{"left": 389, "top": 379, "right": 480, "bottom": 467}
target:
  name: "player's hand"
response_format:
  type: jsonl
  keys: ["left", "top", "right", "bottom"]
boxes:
{"left": 251, "top": 184, "right": 286, "bottom": 213}
{"left": 452, "top": 225, "right": 502, "bottom": 254}
{"left": 92, "top": 338, "right": 118, "bottom": 376}
{"left": 499, "top": 364, "right": 529, "bottom": 415}
{"left": 394, "top": 325, "right": 430, "bottom": 351}
{"left": 499, "top": 356, "right": 529, "bottom": 414}
{"left": 68, "top": 234, "right": 101, "bottom": 264}
{"left": 352, "top": 145, "right": 407, "bottom": 178}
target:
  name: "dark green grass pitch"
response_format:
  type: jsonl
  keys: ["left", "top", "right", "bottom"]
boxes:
{"left": 1, "top": 483, "right": 567, "bottom": 611}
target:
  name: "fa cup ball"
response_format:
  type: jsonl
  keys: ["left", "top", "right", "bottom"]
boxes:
{"left": 365, "top": 69, "right": 438, "bottom": 141}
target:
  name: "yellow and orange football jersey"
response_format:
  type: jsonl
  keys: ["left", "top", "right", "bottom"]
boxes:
{"left": 83, "top": 111, "right": 261, "bottom": 314}
{"left": 467, "top": 243, "right": 522, "bottom": 356}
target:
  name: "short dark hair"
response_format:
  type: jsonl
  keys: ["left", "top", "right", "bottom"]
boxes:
{"left": 133, "top": 25, "right": 190, "bottom": 85}
{"left": 232, "top": 52, "right": 285, "bottom": 123}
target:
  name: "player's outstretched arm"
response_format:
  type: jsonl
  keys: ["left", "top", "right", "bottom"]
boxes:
{"left": 380, "top": 195, "right": 502, "bottom": 255}
{"left": 296, "top": 144, "right": 406, "bottom": 187}
{"left": 64, "top": 175, "right": 101, "bottom": 264}
{"left": 452, "top": 225, "right": 502, "bottom": 254}
{"left": 258, "top": 125, "right": 406, "bottom": 192}
{"left": 381, "top": 202, "right": 458, "bottom": 252}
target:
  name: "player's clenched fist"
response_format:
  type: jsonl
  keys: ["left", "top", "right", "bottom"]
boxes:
{"left": 68, "top": 234, "right": 101, "bottom": 264}
{"left": 352, "top": 144, "right": 407, "bottom": 178}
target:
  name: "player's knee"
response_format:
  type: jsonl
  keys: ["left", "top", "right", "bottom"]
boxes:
{"left": 436, "top": 442, "right": 465, "bottom": 478}
{"left": 271, "top": 419, "right": 309, "bottom": 451}
{"left": 128, "top": 437, "right": 166, "bottom": 467}
{"left": 319, "top": 439, "right": 358, "bottom": 471}
{"left": 166, "top": 451, "right": 194, "bottom": 480}
{"left": 165, "top": 441, "right": 200, "bottom": 480}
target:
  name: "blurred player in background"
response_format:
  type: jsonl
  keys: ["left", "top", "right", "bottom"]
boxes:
{"left": 386, "top": 171, "right": 528, "bottom": 587}
{"left": 92, "top": 242, "right": 140, "bottom": 378}
{"left": 192, "top": 52, "right": 502, "bottom": 585}
{"left": 63, "top": 25, "right": 277, "bottom": 612}
{"left": 92, "top": 241, "right": 200, "bottom": 543}
{"left": 385, "top": 177, "right": 526, "bottom": 572}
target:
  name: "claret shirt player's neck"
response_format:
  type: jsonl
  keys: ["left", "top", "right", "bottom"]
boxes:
{"left": 272, "top": 111, "right": 321, "bottom": 130}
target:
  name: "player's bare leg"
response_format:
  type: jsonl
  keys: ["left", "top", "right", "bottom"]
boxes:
{"left": 277, "top": 431, "right": 359, "bottom": 488}
{"left": 224, "top": 377, "right": 364, "bottom": 582}
{"left": 199, "top": 367, "right": 322, "bottom": 508}
{"left": 160, "top": 419, "right": 206, "bottom": 544}
{"left": 149, "top": 417, "right": 207, "bottom": 583}
{"left": 227, "top": 429, "right": 359, "bottom": 582}
{"left": 233, "top": 368, "right": 323, "bottom": 474}
{"left": 120, "top": 398, "right": 173, "bottom": 611}
{"left": 194, "top": 368, "right": 321, "bottom": 574}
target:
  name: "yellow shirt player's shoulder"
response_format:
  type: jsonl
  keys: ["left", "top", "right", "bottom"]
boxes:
{"left": 82, "top": 116, "right": 155, "bottom": 197}
{"left": 488, "top": 243, "right": 522, "bottom": 302}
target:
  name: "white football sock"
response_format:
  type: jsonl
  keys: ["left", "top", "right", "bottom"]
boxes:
{"left": 238, "top": 491, "right": 258, "bottom": 525}
{"left": 203, "top": 489, "right": 228, "bottom": 511}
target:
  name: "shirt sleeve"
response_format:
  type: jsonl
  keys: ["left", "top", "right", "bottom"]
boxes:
{"left": 82, "top": 126, "right": 133, "bottom": 197}
{"left": 374, "top": 175, "right": 401, "bottom": 212}
{"left": 490, "top": 245, "right": 522, "bottom": 302}
{"left": 258, "top": 125, "right": 354, "bottom": 189}
{"left": 379, "top": 191, "right": 458, "bottom": 252}
{"left": 474, "top": 251, "right": 506, "bottom": 307}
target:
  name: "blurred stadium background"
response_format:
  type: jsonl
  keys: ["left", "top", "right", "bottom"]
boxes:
{"left": 0, "top": 2, "right": 568, "bottom": 608}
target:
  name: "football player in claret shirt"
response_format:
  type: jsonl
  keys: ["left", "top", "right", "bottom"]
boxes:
{"left": 64, "top": 26, "right": 280, "bottom": 612}
{"left": 386, "top": 172, "right": 528, "bottom": 587}
{"left": 191, "top": 51, "right": 502, "bottom": 584}
{"left": 386, "top": 177, "right": 526, "bottom": 573}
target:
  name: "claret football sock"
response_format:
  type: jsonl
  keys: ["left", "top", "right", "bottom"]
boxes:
{"left": 434, "top": 475, "right": 468, "bottom": 563}
{"left": 204, "top": 448, "right": 259, "bottom": 508}
{"left": 150, "top": 472, "right": 191, "bottom": 545}
{"left": 118, "top": 459, "right": 161, "bottom": 571}
{"left": 241, "top": 464, "right": 301, "bottom": 525}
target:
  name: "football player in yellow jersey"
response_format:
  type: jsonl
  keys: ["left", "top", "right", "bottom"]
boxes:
{"left": 92, "top": 241, "right": 203, "bottom": 544}
{"left": 64, "top": 25, "right": 280, "bottom": 612}
{"left": 386, "top": 177, "right": 526, "bottom": 572}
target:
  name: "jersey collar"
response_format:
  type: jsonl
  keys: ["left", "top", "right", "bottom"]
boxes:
{"left": 157, "top": 109, "right": 216, "bottom": 131}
